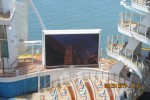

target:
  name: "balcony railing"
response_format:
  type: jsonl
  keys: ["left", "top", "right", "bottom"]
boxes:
{"left": 0, "top": 41, "right": 43, "bottom": 77}
{"left": 106, "top": 35, "right": 147, "bottom": 80}
{"left": 40, "top": 70, "right": 144, "bottom": 100}
{"left": 118, "top": 12, "right": 150, "bottom": 40}
{"left": 132, "top": 0, "right": 150, "bottom": 7}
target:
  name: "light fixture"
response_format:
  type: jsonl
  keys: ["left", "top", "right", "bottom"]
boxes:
{"left": 9, "top": 26, "right": 12, "bottom": 30}
{"left": 129, "top": 68, "right": 133, "bottom": 72}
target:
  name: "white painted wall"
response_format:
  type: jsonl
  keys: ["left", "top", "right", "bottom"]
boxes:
{"left": 1, "top": 0, "right": 10, "bottom": 14}
{"left": 6, "top": 16, "right": 18, "bottom": 69}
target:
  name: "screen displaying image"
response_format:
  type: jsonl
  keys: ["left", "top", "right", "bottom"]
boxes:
{"left": 45, "top": 34, "right": 99, "bottom": 66}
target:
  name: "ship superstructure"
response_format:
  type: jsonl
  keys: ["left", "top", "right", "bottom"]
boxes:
{"left": 0, "top": 0, "right": 18, "bottom": 72}
{"left": 0, "top": 0, "right": 146, "bottom": 100}
{"left": 107, "top": 0, "right": 150, "bottom": 99}
{"left": 131, "top": 0, "right": 150, "bottom": 13}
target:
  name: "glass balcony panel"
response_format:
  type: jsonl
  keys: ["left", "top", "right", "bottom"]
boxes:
{"left": 119, "top": 13, "right": 150, "bottom": 40}
{"left": 107, "top": 35, "right": 146, "bottom": 77}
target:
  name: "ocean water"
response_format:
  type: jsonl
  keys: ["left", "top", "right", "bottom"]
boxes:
{"left": 28, "top": 0, "right": 127, "bottom": 49}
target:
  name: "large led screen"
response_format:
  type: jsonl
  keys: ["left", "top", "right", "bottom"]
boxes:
{"left": 44, "top": 32, "right": 99, "bottom": 67}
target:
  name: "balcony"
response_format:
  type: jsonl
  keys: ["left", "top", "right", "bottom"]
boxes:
{"left": 0, "top": 12, "right": 10, "bottom": 18}
{"left": 106, "top": 35, "right": 147, "bottom": 79}
{"left": 131, "top": 0, "right": 150, "bottom": 13}
{"left": 118, "top": 13, "right": 150, "bottom": 45}
{"left": 0, "top": 0, "right": 15, "bottom": 25}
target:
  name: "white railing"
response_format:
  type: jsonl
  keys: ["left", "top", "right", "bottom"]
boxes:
{"left": 132, "top": 0, "right": 150, "bottom": 7}
{"left": 106, "top": 35, "right": 147, "bottom": 80}
{"left": 118, "top": 12, "right": 150, "bottom": 40}
{"left": 40, "top": 70, "right": 144, "bottom": 100}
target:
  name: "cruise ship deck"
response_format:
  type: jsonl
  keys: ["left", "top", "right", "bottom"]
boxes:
{"left": 0, "top": 54, "right": 43, "bottom": 77}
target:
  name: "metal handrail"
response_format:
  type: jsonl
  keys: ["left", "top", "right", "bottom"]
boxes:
{"left": 132, "top": 0, "right": 150, "bottom": 7}
{"left": 119, "top": 12, "right": 145, "bottom": 17}
{"left": 118, "top": 13, "right": 150, "bottom": 39}
{"left": 107, "top": 35, "right": 147, "bottom": 80}
{"left": 40, "top": 70, "right": 142, "bottom": 99}
{"left": 0, "top": 64, "right": 43, "bottom": 78}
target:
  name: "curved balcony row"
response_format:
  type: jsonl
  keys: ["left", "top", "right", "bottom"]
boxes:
{"left": 106, "top": 35, "right": 147, "bottom": 80}
{"left": 132, "top": 0, "right": 150, "bottom": 5}
{"left": 131, "top": 0, "right": 150, "bottom": 13}
{"left": 40, "top": 71, "right": 145, "bottom": 100}
{"left": 118, "top": 12, "right": 150, "bottom": 45}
